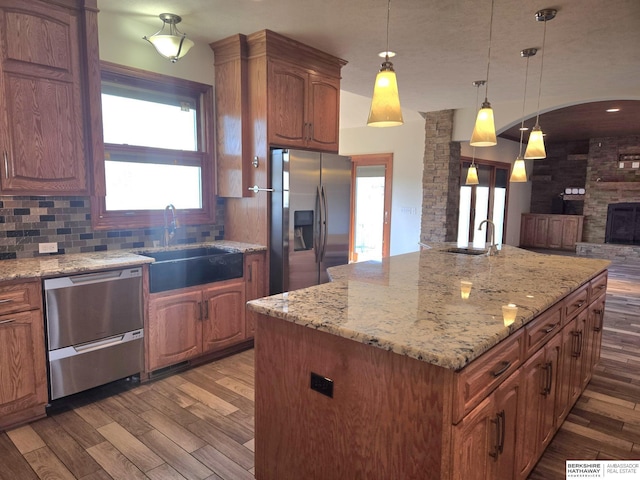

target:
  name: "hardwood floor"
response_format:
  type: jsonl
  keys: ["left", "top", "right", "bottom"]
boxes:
{"left": 1, "top": 260, "right": 638, "bottom": 479}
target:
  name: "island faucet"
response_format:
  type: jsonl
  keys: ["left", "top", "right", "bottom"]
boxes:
{"left": 163, "top": 204, "right": 179, "bottom": 247}
{"left": 478, "top": 219, "right": 499, "bottom": 256}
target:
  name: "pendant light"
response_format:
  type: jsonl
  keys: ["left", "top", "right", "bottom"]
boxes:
{"left": 524, "top": 9, "right": 557, "bottom": 159}
{"left": 510, "top": 48, "right": 537, "bottom": 183}
{"left": 470, "top": 0, "right": 497, "bottom": 147}
{"left": 466, "top": 81, "right": 484, "bottom": 185}
{"left": 143, "top": 13, "right": 194, "bottom": 63}
{"left": 367, "top": 0, "right": 403, "bottom": 127}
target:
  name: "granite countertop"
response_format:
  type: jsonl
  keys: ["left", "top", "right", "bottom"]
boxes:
{"left": 0, "top": 241, "right": 266, "bottom": 282}
{"left": 247, "top": 244, "right": 610, "bottom": 371}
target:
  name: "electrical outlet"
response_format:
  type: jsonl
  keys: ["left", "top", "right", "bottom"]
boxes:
{"left": 39, "top": 242, "right": 58, "bottom": 254}
{"left": 310, "top": 372, "right": 334, "bottom": 398}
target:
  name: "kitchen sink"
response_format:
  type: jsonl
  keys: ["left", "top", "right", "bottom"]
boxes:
{"left": 141, "top": 247, "right": 244, "bottom": 293}
{"left": 445, "top": 247, "right": 488, "bottom": 256}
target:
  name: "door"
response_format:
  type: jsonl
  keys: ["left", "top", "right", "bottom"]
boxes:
{"left": 458, "top": 159, "right": 509, "bottom": 249}
{"left": 319, "top": 153, "right": 351, "bottom": 283}
{"left": 287, "top": 149, "right": 322, "bottom": 291}
{"left": 350, "top": 154, "right": 393, "bottom": 262}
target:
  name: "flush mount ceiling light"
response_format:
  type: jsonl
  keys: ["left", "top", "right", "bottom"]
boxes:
{"left": 143, "top": 13, "right": 194, "bottom": 63}
{"left": 367, "top": 0, "right": 403, "bottom": 127}
{"left": 466, "top": 80, "right": 484, "bottom": 185}
{"left": 511, "top": 48, "right": 537, "bottom": 183}
{"left": 524, "top": 8, "right": 557, "bottom": 159}
{"left": 470, "top": 0, "right": 497, "bottom": 147}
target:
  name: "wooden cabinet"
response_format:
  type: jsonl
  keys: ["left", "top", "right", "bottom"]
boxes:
{"left": 453, "top": 370, "right": 521, "bottom": 480}
{"left": 267, "top": 59, "right": 341, "bottom": 151}
{"left": 147, "top": 278, "right": 245, "bottom": 371}
{"left": 210, "top": 30, "right": 346, "bottom": 251}
{"left": 520, "top": 214, "right": 584, "bottom": 250}
{"left": 245, "top": 251, "right": 267, "bottom": 338}
{"left": 0, "top": 280, "right": 47, "bottom": 430}
{"left": 0, "top": 0, "right": 100, "bottom": 195}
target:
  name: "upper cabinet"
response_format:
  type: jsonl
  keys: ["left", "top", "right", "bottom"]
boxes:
{"left": 0, "top": 0, "right": 100, "bottom": 195}
{"left": 210, "top": 30, "right": 346, "bottom": 199}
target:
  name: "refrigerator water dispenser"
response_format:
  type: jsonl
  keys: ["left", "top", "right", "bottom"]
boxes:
{"left": 294, "top": 210, "right": 314, "bottom": 251}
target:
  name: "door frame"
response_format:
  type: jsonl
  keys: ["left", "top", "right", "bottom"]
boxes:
{"left": 349, "top": 153, "right": 393, "bottom": 261}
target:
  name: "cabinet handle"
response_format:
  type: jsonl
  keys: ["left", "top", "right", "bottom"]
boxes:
{"left": 248, "top": 264, "right": 252, "bottom": 282}
{"left": 0, "top": 298, "right": 13, "bottom": 304}
{"left": 593, "top": 308, "right": 604, "bottom": 332}
{"left": 309, "top": 122, "right": 313, "bottom": 141}
{"left": 3, "top": 151, "right": 7, "bottom": 178}
{"left": 489, "top": 410, "right": 505, "bottom": 460}
{"left": 203, "top": 301, "right": 209, "bottom": 320}
{"left": 491, "top": 360, "right": 511, "bottom": 378}
{"left": 572, "top": 330, "right": 583, "bottom": 357}
{"left": 574, "top": 300, "right": 585, "bottom": 308}
{"left": 542, "top": 361, "right": 553, "bottom": 396}
{"left": 544, "top": 322, "right": 559, "bottom": 334}
{"left": 0, "top": 318, "right": 15, "bottom": 325}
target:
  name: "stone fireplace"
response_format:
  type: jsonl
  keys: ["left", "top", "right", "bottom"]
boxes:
{"left": 605, "top": 203, "right": 640, "bottom": 245}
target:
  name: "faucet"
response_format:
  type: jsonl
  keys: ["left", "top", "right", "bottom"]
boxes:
{"left": 163, "top": 204, "right": 179, "bottom": 247}
{"left": 478, "top": 219, "right": 499, "bottom": 256}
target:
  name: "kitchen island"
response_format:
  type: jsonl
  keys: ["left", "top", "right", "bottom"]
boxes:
{"left": 247, "top": 245, "right": 610, "bottom": 480}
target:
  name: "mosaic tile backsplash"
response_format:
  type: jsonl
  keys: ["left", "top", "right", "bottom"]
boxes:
{"left": 0, "top": 196, "right": 225, "bottom": 260}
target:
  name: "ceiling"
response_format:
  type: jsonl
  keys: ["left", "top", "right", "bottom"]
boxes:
{"left": 98, "top": 0, "right": 640, "bottom": 144}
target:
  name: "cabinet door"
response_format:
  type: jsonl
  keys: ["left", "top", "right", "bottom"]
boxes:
{"left": 520, "top": 215, "right": 537, "bottom": 247}
{"left": 533, "top": 217, "right": 549, "bottom": 247}
{"left": 307, "top": 73, "right": 340, "bottom": 151}
{"left": 245, "top": 252, "right": 267, "bottom": 338}
{"left": 547, "top": 217, "right": 564, "bottom": 249}
{"left": 267, "top": 60, "right": 308, "bottom": 148}
{"left": 539, "top": 333, "right": 562, "bottom": 450}
{"left": 588, "top": 297, "right": 605, "bottom": 373}
{"left": 0, "top": 310, "right": 47, "bottom": 420}
{"left": 0, "top": 0, "right": 87, "bottom": 194}
{"left": 148, "top": 290, "right": 202, "bottom": 371}
{"left": 452, "top": 371, "right": 520, "bottom": 480}
{"left": 202, "top": 280, "right": 246, "bottom": 352}
{"left": 561, "top": 216, "right": 582, "bottom": 249}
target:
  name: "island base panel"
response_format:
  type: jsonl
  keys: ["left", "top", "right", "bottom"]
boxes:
{"left": 255, "top": 315, "right": 454, "bottom": 480}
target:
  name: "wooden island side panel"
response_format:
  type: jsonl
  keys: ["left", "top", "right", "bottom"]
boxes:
{"left": 255, "top": 315, "right": 455, "bottom": 480}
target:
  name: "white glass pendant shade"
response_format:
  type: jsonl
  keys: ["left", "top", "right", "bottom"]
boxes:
{"left": 510, "top": 157, "right": 527, "bottom": 182}
{"left": 465, "top": 164, "right": 479, "bottom": 185}
{"left": 470, "top": 102, "right": 497, "bottom": 146}
{"left": 144, "top": 14, "right": 194, "bottom": 63}
{"left": 367, "top": 62, "right": 403, "bottom": 127}
{"left": 524, "top": 125, "right": 546, "bottom": 159}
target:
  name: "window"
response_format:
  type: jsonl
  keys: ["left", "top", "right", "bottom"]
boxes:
{"left": 92, "top": 62, "right": 215, "bottom": 229}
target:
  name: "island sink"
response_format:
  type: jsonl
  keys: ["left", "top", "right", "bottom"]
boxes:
{"left": 141, "top": 247, "right": 244, "bottom": 293}
{"left": 445, "top": 247, "right": 488, "bottom": 255}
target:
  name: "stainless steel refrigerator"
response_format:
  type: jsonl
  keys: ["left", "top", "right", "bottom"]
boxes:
{"left": 270, "top": 148, "right": 351, "bottom": 294}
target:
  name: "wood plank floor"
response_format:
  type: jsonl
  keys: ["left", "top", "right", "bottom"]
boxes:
{"left": 1, "top": 260, "right": 638, "bottom": 479}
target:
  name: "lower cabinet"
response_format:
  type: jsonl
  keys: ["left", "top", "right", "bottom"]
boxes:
{"left": 245, "top": 252, "right": 267, "bottom": 338}
{"left": 148, "top": 279, "right": 245, "bottom": 371}
{"left": 0, "top": 281, "right": 48, "bottom": 431}
{"left": 520, "top": 214, "right": 584, "bottom": 250}
{"left": 453, "top": 370, "right": 521, "bottom": 480}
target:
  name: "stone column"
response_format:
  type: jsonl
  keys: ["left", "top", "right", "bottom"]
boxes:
{"left": 420, "top": 110, "right": 460, "bottom": 244}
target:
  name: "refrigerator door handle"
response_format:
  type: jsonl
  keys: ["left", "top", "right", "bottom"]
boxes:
{"left": 320, "top": 185, "right": 328, "bottom": 261}
{"left": 315, "top": 185, "right": 322, "bottom": 264}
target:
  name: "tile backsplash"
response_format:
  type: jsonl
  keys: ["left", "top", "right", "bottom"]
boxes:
{"left": 0, "top": 196, "right": 225, "bottom": 260}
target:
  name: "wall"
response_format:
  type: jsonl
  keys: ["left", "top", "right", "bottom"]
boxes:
{"left": 339, "top": 93, "right": 426, "bottom": 256}
{"left": 529, "top": 142, "right": 589, "bottom": 215}
{"left": 583, "top": 136, "right": 640, "bottom": 242}
{"left": 0, "top": 197, "right": 224, "bottom": 260}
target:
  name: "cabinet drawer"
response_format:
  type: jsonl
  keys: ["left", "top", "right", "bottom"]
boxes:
{"left": 0, "top": 281, "right": 42, "bottom": 316}
{"left": 524, "top": 303, "right": 562, "bottom": 356}
{"left": 564, "top": 283, "right": 589, "bottom": 322}
{"left": 589, "top": 271, "right": 608, "bottom": 301}
{"left": 453, "top": 329, "right": 523, "bottom": 424}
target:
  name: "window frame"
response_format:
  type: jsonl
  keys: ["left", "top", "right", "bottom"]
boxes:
{"left": 91, "top": 61, "right": 215, "bottom": 230}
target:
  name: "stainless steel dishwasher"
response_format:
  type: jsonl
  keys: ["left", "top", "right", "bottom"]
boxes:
{"left": 44, "top": 267, "right": 144, "bottom": 400}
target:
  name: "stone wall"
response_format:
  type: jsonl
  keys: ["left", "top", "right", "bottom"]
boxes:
{"left": 583, "top": 136, "right": 640, "bottom": 243}
{"left": 420, "top": 110, "right": 460, "bottom": 244}
{"left": 0, "top": 196, "right": 225, "bottom": 260}
{"left": 530, "top": 141, "right": 588, "bottom": 215}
